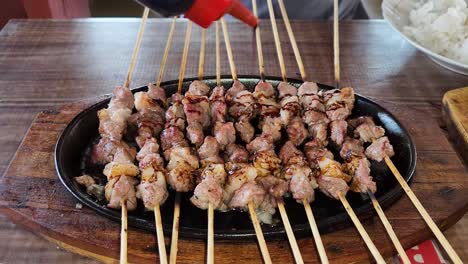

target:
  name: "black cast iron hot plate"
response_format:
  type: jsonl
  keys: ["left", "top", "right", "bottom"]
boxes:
{"left": 55, "top": 76, "right": 416, "bottom": 240}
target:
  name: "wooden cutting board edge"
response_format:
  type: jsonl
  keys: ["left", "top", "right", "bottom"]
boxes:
{"left": 442, "top": 87, "right": 468, "bottom": 166}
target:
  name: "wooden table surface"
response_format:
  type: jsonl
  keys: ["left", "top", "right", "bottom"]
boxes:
{"left": 0, "top": 18, "right": 467, "bottom": 263}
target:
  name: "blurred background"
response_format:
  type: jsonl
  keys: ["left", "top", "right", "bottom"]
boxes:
{"left": 1, "top": 0, "right": 383, "bottom": 29}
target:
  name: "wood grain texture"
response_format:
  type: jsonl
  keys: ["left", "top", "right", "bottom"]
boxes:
{"left": 0, "top": 19, "right": 468, "bottom": 263}
{"left": 443, "top": 87, "right": 468, "bottom": 165}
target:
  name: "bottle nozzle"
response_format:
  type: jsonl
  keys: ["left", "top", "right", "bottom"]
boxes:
{"left": 227, "top": 0, "right": 258, "bottom": 28}
{"left": 185, "top": 0, "right": 258, "bottom": 28}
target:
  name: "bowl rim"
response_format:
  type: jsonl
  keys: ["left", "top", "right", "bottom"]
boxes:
{"left": 381, "top": 0, "right": 468, "bottom": 70}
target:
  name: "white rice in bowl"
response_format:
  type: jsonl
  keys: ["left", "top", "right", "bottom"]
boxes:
{"left": 403, "top": 0, "right": 468, "bottom": 64}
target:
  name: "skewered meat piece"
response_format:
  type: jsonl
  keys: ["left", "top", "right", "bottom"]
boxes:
{"left": 223, "top": 162, "right": 258, "bottom": 202}
{"left": 191, "top": 163, "right": 227, "bottom": 210}
{"left": 228, "top": 85, "right": 256, "bottom": 119}
{"left": 227, "top": 80, "right": 257, "bottom": 143}
{"left": 166, "top": 146, "right": 199, "bottom": 192}
{"left": 323, "top": 88, "right": 354, "bottom": 121}
{"left": 131, "top": 84, "right": 167, "bottom": 147}
{"left": 160, "top": 126, "right": 190, "bottom": 160}
{"left": 303, "top": 139, "right": 334, "bottom": 172}
{"left": 330, "top": 120, "right": 348, "bottom": 146}
{"left": 256, "top": 176, "right": 289, "bottom": 198}
{"left": 318, "top": 157, "right": 352, "bottom": 182}
{"left": 349, "top": 158, "right": 376, "bottom": 193}
{"left": 183, "top": 85, "right": 211, "bottom": 146}
{"left": 354, "top": 123, "right": 385, "bottom": 143}
{"left": 213, "top": 121, "right": 236, "bottom": 148}
{"left": 261, "top": 116, "right": 283, "bottom": 142}
{"left": 225, "top": 143, "right": 249, "bottom": 164}
{"left": 147, "top": 83, "right": 168, "bottom": 108}
{"left": 103, "top": 147, "right": 139, "bottom": 179}
{"left": 165, "top": 93, "right": 186, "bottom": 131}
{"left": 313, "top": 152, "right": 350, "bottom": 199}
{"left": 340, "top": 137, "right": 364, "bottom": 162}
{"left": 75, "top": 175, "right": 104, "bottom": 200}
{"left": 254, "top": 81, "right": 283, "bottom": 142}
{"left": 247, "top": 135, "right": 282, "bottom": 178}
{"left": 365, "top": 136, "right": 395, "bottom": 162}
{"left": 97, "top": 87, "right": 134, "bottom": 141}
{"left": 188, "top": 80, "right": 210, "bottom": 96}
{"left": 235, "top": 120, "right": 255, "bottom": 143}
{"left": 98, "top": 108, "right": 131, "bottom": 141}
{"left": 105, "top": 175, "right": 138, "bottom": 210}
{"left": 210, "top": 86, "right": 227, "bottom": 123}
{"left": 108, "top": 86, "right": 135, "bottom": 112}
{"left": 286, "top": 117, "right": 308, "bottom": 146}
{"left": 197, "top": 136, "right": 224, "bottom": 167}
{"left": 91, "top": 138, "right": 136, "bottom": 165}
{"left": 339, "top": 137, "right": 377, "bottom": 194}
{"left": 254, "top": 81, "right": 280, "bottom": 118}
{"left": 317, "top": 175, "right": 349, "bottom": 200}
{"left": 279, "top": 141, "right": 317, "bottom": 203}
{"left": 210, "top": 86, "right": 236, "bottom": 148}
{"left": 130, "top": 110, "right": 165, "bottom": 147}
{"left": 229, "top": 182, "right": 266, "bottom": 209}
{"left": 353, "top": 117, "right": 385, "bottom": 143}
{"left": 278, "top": 82, "right": 301, "bottom": 126}
{"left": 225, "top": 80, "right": 246, "bottom": 105}
{"left": 136, "top": 138, "right": 168, "bottom": 210}
{"left": 348, "top": 116, "right": 374, "bottom": 130}
{"left": 298, "top": 82, "right": 330, "bottom": 144}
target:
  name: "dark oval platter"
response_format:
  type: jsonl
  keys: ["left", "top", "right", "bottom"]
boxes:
{"left": 55, "top": 76, "right": 417, "bottom": 240}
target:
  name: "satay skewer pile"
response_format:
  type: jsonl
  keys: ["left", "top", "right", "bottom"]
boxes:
{"left": 74, "top": 3, "right": 463, "bottom": 263}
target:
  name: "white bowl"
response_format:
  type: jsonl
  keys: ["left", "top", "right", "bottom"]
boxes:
{"left": 382, "top": 0, "right": 468, "bottom": 75}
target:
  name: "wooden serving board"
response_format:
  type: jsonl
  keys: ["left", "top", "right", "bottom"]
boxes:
{"left": 0, "top": 99, "right": 468, "bottom": 264}
{"left": 443, "top": 87, "right": 468, "bottom": 165}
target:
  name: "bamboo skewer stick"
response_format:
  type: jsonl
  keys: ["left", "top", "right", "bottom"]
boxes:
{"left": 251, "top": 0, "right": 265, "bottom": 81}
{"left": 221, "top": 16, "right": 272, "bottom": 264}
{"left": 303, "top": 201, "right": 328, "bottom": 264}
{"left": 120, "top": 198, "right": 128, "bottom": 264}
{"left": 169, "top": 22, "right": 192, "bottom": 264}
{"left": 207, "top": 202, "right": 214, "bottom": 264}
{"left": 119, "top": 9, "right": 150, "bottom": 264}
{"left": 277, "top": 201, "right": 304, "bottom": 264}
{"left": 156, "top": 17, "right": 177, "bottom": 87}
{"left": 216, "top": 22, "right": 221, "bottom": 87}
{"left": 338, "top": 193, "right": 385, "bottom": 264}
{"left": 384, "top": 156, "right": 463, "bottom": 263}
{"left": 154, "top": 204, "right": 168, "bottom": 264}
{"left": 169, "top": 192, "right": 181, "bottom": 264}
{"left": 177, "top": 21, "right": 193, "bottom": 94}
{"left": 198, "top": 29, "right": 206, "bottom": 81}
{"left": 266, "top": 0, "right": 287, "bottom": 82}
{"left": 123, "top": 7, "right": 150, "bottom": 89}
{"left": 333, "top": 0, "right": 340, "bottom": 89}
{"left": 248, "top": 202, "right": 273, "bottom": 264}
{"left": 367, "top": 191, "right": 410, "bottom": 264}
{"left": 220, "top": 18, "right": 237, "bottom": 80}
{"left": 264, "top": 1, "right": 305, "bottom": 262}
{"left": 276, "top": 0, "right": 307, "bottom": 81}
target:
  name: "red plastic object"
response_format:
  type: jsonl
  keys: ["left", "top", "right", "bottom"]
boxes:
{"left": 185, "top": 0, "right": 257, "bottom": 28}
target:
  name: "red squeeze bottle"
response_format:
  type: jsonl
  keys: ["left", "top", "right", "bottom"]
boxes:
{"left": 135, "top": 0, "right": 258, "bottom": 28}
